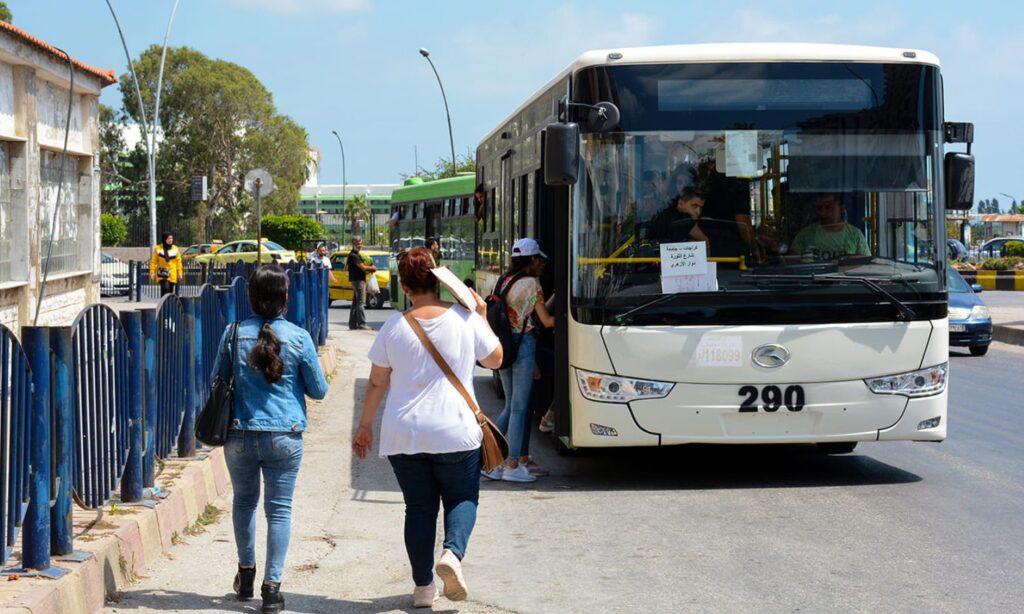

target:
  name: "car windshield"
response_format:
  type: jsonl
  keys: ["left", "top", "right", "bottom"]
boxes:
{"left": 264, "top": 241, "right": 286, "bottom": 251}
{"left": 947, "top": 268, "right": 971, "bottom": 293}
{"left": 571, "top": 61, "right": 945, "bottom": 326}
{"left": 371, "top": 255, "right": 389, "bottom": 269}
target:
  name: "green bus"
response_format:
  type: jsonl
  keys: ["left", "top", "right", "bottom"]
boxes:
{"left": 389, "top": 174, "right": 477, "bottom": 309}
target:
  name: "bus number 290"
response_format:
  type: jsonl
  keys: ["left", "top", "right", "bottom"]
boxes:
{"left": 738, "top": 385, "right": 806, "bottom": 412}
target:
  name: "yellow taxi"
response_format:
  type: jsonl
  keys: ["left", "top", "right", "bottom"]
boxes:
{"left": 328, "top": 249, "right": 391, "bottom": 309}
{"left": 194, "top": 239, "right": 296, "bottom": 265}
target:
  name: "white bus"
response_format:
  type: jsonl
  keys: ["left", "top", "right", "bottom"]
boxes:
{"left": 475, "top": 44, "right": 974, "bottom": 454}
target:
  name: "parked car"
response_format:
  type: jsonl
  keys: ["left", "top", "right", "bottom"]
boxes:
{"left": 181, "top": 243, "right": 222, "bottom": 259}
{"left": 328, "top": 249, "right": 391, "bottom": 309}
{"left": 947, "top": 267, "right": 991, "bottom": 356}
{"left": 100, "top": 252, "right": 130, "bottom": 296}
{"left": 193, "top": 239, "right": 296, "bottom": 265}
{"left": 947, "top": 238, "right": 968, "bottom": 261}
{"left": 978, "top": 236, "right": 1024, "bottom": 259}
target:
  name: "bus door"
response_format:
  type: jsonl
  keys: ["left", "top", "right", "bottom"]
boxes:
{"left": 425, "top": 201, "right": 442, "bottom": 244}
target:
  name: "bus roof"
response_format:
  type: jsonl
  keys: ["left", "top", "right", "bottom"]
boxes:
{"left": 390, "top": 174, "right": 476, "bottom": 205}
{"left": 479, "top": 42, "right": 942, "bottom": 145}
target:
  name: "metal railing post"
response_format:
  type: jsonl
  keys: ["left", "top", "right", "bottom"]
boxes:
{"left": 140, "top": 308, "right": 158, "bottom": 487}
{"left": 48, "top": 327, "right": 74, "bottom": 555}
{"left": 120, "top": 311, "right": 144, "bottom": 502}
{"left": 177, "top": 298, "right": 197, "bottom": 457}
{"left": 21, "top": 327, "right": 50, "bottom": 570}
{"left": 319, "top": 266, "right": 328, "bottom": 346}
{"left": 294, "top": 266, "right": 307, "bottom": 331}
{"left": 193, "top": 292, "right": 205, "bottom": 435}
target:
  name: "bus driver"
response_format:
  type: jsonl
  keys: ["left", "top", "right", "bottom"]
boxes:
{"left": 789, "top": 193, "right": 870, "bottom": 262}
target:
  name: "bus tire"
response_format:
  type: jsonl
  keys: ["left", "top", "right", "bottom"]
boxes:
{"left": 816, "top": 441, "right": 858, "bottom": 454}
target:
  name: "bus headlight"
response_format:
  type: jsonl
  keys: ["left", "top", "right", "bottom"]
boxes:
{"left": 865, "top": 363, "right": 947, "bottom": 398}
{"left": 575, "top": 369, "right": 673, "bottom": 403}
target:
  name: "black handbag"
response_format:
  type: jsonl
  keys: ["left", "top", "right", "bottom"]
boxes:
{"left": 195, "top": 322, "right": 239, "bottom": 447}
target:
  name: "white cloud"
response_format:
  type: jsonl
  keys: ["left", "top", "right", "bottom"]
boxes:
{"left": 223, "top": 0, "right": 371, "bottom": 14}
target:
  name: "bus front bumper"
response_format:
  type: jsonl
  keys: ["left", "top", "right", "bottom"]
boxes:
{"left": 568, "top": 377, "right": 946, "bottom": 448}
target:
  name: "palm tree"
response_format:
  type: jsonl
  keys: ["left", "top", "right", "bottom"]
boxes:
{"left": 344, "top": 194, "right": 371, "bottom": 242}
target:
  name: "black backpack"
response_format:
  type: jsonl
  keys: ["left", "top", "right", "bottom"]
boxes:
{"left": 485, "top": 273, "right": 525, "bottom": 369}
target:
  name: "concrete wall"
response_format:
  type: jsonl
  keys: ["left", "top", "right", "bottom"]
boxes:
{"left": 0, "top": 33, "right": 105, "bottom": 336}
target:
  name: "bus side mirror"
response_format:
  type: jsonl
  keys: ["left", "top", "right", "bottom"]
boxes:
{"left": 944, "top": 152, "right": 974, "bottom": 211}
{"left": 544, "top": 122, "right": 580, "bottom": 186}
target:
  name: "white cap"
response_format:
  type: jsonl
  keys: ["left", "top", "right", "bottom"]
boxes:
{"left": 511, "top": 237, "right": 547, "bottom": 259}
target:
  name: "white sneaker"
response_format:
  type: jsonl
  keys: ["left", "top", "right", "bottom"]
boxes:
{"left": 500, "top": 464, "right": 537, "bottom": 483}
{"left": 480, "top": 466, "right": 503, "bottom": 481}
{"left": 435, "top": 549, "right": 468, "bottom": 601}
{"left": 412, "top": 581, "right": 439, "bottom": 608}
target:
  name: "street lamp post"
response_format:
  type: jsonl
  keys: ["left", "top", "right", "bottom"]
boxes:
{"left": 105, "top": 0, "right": 181, "bottom": 249}
{"left": 999, "top": 192, "right": 1019, "bottom": 212}
{"left": 330, "top": 130, "right": 348, "bottom": 242}
{"left": 418, "top": 48, "right": 457, "bottom": 177}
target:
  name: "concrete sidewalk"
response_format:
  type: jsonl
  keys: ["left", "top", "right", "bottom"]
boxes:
{"left": 103, "top": 328, "right": 516, "bottom": 614}
{"left": 984, "top": 292, "right": 1024, "bottom": 346}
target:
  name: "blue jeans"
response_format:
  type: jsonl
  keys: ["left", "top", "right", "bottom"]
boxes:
{"left": 497, "top": 332, "right": 537, "bottom": 460}
{"left": 388, "top": 448, "right": 481, "bottom": 587}
{"left": 225, "top": 430, "right": 304, "bottom": 584}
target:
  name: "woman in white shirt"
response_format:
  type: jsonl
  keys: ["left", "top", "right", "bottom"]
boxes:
{"left": 353, "top": 247, "right": 502, "bottom": 608}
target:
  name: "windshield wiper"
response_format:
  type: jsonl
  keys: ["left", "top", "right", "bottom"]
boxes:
{"left": 743, "top": 273, "right": 917, "bottom": 321}
{"left": 610, "top": 294, "right": 679, "bottom": 325}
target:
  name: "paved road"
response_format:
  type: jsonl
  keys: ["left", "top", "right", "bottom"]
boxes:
{"left": 106, "top": 301, "right": 1024, "bottom": 613}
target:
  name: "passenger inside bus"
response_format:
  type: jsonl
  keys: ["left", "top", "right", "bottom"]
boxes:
{"left": 694, "top": 159, "right": 755, "bottom": 261}
{"left": 646, "top": 187, "right": 709, "bottom": 245}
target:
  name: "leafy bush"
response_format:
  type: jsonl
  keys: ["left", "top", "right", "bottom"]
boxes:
{"left": 101, "top": 213, "right": 127, "bottom": 247}
{"left": 1004, "top": 241, "right": 1024, "bottom": 258}
{"left": 261, "top": 215, "right": 324, "bottom": 250}
{"left": 978, "top": 257, "right": 1024, "bottom": 271}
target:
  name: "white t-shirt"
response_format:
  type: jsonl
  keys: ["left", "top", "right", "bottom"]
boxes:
{"left": 311, "top": 253, "right": 332, "bottom": 269}
{"left": 367, "top": 306, "right": 499, "bottom": 457}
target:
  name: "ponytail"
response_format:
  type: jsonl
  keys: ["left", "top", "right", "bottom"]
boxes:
{"left": 246, "top": 265, "right": 289, "bottom": 383}
{"left": 249, "top": 320, "right": 284, "bottom": 383}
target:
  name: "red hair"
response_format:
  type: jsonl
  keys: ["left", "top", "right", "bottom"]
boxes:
{"left": 398, "top": 247, "right": 438, "bottom": 294}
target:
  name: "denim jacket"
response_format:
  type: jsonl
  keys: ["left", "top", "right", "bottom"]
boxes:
{"left": 212, "top": 316, "right": 329, "bottom": 432}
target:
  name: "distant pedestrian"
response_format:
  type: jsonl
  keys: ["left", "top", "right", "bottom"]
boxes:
{"left": 213, "top": 265, "right": 329, "bottom": 613}
{"left": 310, "top": 243, "right": 337, "bottom": 283}
{"left": 353, "top": 247, "right": 503, "bottom": 608}
{"left": 427, "top": 237, "right": 442, "bottom": 267}
{"left": 149, "top": 232, "right": 183, "bottom": 296}
{"left": 347, "top": 237, "right": 376, "bottom": 330}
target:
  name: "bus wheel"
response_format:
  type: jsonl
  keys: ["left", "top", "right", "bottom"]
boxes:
{"left": 816, "top": 442, "right": 858, "bottom": 454}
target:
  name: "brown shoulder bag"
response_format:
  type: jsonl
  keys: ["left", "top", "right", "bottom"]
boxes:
{"left": 403, "top": 312, "right": 509, "bottom": 471}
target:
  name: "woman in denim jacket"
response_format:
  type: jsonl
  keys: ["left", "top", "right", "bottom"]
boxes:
{"left": 212, "top": 265, "right": 329, "bottom": 613}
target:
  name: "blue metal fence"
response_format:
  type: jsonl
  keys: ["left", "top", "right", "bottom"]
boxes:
{"left": 0, "top": 325, "right": 32, "bottom": 567}
{"left": 154, "top": 295, "right": 186, "bottom": 460}
{"left": 0, "top": 263, "right": 333, "bottom": 571}
{"left": 69, "top": 306, "right": 132, "bottom": 510}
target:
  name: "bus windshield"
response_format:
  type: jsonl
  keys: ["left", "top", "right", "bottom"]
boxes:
{"left": 571, "top": 62, "right": 945, "bottom": 326}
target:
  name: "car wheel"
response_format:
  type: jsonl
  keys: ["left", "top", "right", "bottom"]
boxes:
{"left": 969, "top": 344, "right": 989, "bottom": 357}
{"left": 374, "top": 293, "right": 386, "bottom": 309}
{"left": 816, "top": 442, "right": 858, "bottom": 454}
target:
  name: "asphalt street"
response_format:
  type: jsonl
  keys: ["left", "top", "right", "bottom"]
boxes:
{"left": 105, "top": 298, "right": 1024, "bottom": 613}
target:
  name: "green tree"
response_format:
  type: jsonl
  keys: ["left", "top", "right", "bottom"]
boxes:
{"left": 101, "top": 213, "right": 128, "bottom": 247}
{"left": 414, "top": 150, "right": 476, "bottom": 181}
{"left": 344, "top": 195, "right": 371, "bottom": 238}
{"left": 116, "top": 46, "right": 310, "bottom": 244}
{"left": 99, "top": 104, "right": 148, "bottom": 243}
{"left": 0, "top": 2, "right": 12, "bottom": 23}
{"left": 261, "top": 215, "right": 324, "bottom": 250}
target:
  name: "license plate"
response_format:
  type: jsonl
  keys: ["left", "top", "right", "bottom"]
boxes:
{"left": 949, "top": 324, "right": 966, "bottom": 332}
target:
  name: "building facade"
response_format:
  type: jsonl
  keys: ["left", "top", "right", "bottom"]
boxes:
{"left": 0, "top": 22, "right": 114, "bottom": 332}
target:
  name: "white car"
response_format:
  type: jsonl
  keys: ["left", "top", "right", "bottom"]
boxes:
{"left": 100, "top": 252, "right": 131, "bottom": 296}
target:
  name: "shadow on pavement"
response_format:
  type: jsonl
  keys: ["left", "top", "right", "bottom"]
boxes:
{"left": 348, "top": 377, "right": 922, "bottom": 495}
{"left": 109, "top": 589, "right": 462, "bottom": 613}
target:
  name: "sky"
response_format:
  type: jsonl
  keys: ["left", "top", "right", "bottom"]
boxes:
{"left": 9, "top": 0, "right": 1024, "bottom": 209}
